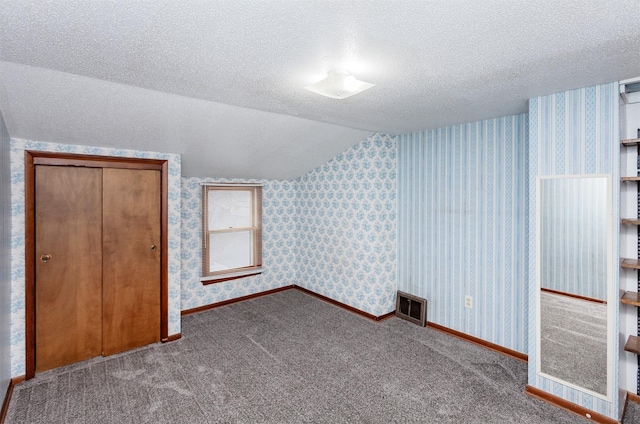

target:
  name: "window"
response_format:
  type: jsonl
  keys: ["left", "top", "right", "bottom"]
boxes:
{"left": 201, "top": 184, "right": 262, "bottom": 283}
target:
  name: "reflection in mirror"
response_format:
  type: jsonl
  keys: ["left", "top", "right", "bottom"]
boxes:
{"left": 540, "top": 292, "right": 607, "bottom": 395}
{"left": 537, "top": 175, "right": 612, "bottom": 399}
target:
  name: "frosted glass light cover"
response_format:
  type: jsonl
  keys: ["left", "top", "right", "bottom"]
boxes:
{"left": 304, "top": 69, "right": 375, "bottom": 100}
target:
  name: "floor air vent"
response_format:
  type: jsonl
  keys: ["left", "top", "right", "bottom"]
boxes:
{"left": 395, "top": 291, "right": 427, "bottom": 327}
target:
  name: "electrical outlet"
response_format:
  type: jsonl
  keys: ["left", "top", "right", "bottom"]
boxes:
{"left": 464, "top": 295, "right": 473, "bottom": 308}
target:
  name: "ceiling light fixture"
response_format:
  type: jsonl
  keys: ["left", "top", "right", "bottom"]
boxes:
{"left": 304, "top": 69, "right": 375, "bottom": 99}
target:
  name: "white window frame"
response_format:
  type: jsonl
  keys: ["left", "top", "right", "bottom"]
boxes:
{"left": 201, "top": 184, "right": 262, "bottom": 283}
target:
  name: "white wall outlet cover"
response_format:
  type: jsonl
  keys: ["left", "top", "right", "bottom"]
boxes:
{"left": 464, "top": 295, "right": 473, "bottom": 308}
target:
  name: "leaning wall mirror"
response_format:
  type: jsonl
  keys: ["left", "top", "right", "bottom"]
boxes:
{"left": 536, "top": 174, "right": 614, "bottom": 401}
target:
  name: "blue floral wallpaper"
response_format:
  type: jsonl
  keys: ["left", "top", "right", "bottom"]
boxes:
{"left": 397, "top": 114, "right": 528, "bottom": 354}
{"left": 527, "top": 83, "right": 619, "bottom": 419}
{"left": 181, "top": 178, "right": 296, "bottom": 310}
{"left": 295, "top": 134, "right": 397, "bottom": 317}
{"left": 180, "top": 134, "right": 397, "bottom": 317}
{"left": 9, "top": 139, "right": 182, "bottom": 377}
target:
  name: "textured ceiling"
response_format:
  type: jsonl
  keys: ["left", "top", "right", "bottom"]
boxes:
{"left": 0, "top": 0, "right": 639, "bottom": 178}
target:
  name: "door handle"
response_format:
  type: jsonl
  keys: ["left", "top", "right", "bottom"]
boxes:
{"left": 40, "top": 254, "right": 52, "bottom": 263}
{"left": 150, "top": 245, "right": 157, "bottom": 251}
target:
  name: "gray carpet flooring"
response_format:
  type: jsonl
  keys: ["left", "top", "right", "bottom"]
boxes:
{"left": 4, "top": 289, "right": 620, "bottom": 423}
{"left": 626, "top": 401, "right": 640, "bottom": 424}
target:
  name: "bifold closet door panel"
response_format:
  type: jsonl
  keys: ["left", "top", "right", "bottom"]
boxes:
{"left": 35, "top": 165, "right": 103, "bottom": 372}
{"left": 102, "top": 168, "right": 161, "bottom": 356}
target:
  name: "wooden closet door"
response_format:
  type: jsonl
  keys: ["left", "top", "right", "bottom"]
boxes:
{"left": 102, "top": 168, "right": 161, "bottom": 355}
{"left": 35, "top": 166, "right": 103, "bottom": 372}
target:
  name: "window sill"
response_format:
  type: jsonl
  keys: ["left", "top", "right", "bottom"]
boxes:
{"left": 200, "top": 267, "right": 263, "bottom": 285}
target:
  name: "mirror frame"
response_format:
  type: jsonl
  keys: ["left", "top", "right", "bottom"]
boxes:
{"left": 535, "top": 174, "right": 615, "bottom": 401}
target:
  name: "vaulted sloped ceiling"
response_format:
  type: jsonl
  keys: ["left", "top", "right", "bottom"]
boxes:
{"left": 0, "top": 1, "right": 638, "bottom": 179}
{"left": 0, "top": 62, "right": 372, "bottom": 179}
